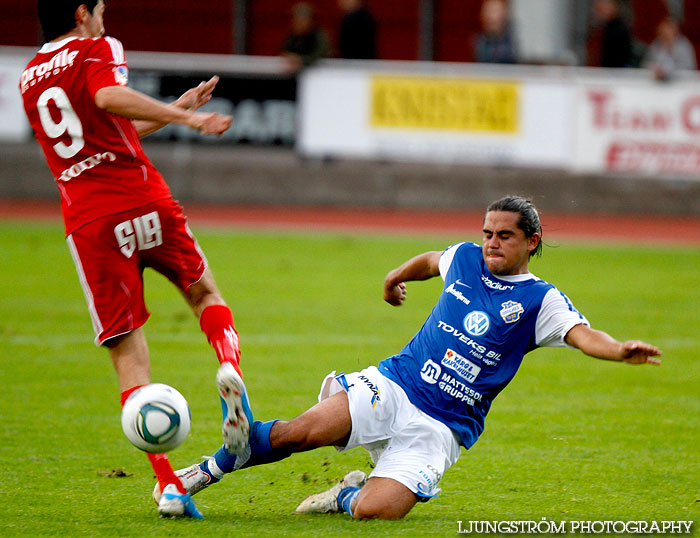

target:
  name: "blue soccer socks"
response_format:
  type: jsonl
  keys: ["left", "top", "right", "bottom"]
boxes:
{"left": 338, "top": 486, "right": 361, "bottom": 517}
{"left": 211, "top": 419, "right": 292, "bottom": 474}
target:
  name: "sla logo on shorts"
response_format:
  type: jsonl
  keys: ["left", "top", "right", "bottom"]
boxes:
{"left": 500, "top": 300, "right": 524, "bottom": 323}
{"left": 420, "top": 359, "right": 441, "bottom": 385}
{"left": 464, "top": 311, "right": 490, "bottom": 337}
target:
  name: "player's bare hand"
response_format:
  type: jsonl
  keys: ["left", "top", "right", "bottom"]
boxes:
{"left": 384, "top": 282, "right": 407, "bottom": 306}
{"left": 190, "top": 112, "right": 232, "bottom": 136}
{"left": 620, "top": 340, "right": 662, "bottom": 365}
{"left": 175, "top": 76, "right": 220, "bottom": 111}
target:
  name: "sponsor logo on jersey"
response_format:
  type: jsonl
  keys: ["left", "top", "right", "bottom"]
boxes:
{"left": 500, "top": 300, "right": 524, "bottom": 323}
{"left": 464, "top": 311, "right": 490, "bottom": 337}
{"left": 357, "top": 374, "right": 381, "bottom": 408}
{"left": 20, "top": 49, "right": 80, "bottom": 93}
{"left": 57, "top": 151, "right": 116, "bottom": 182}
{"left": 444, "top": 282, "right": 471, "bottom": 306}
{"left": 420, "top": 359, "right": 441, "bottom": 385}
{"left": 439, "top": 371, "right": 483, "bottom": 405}
{"left": 113, "top": 65, "right": 128, "bottom": 86}
{"left": 437, "top": 320, "right": 487, "bottom": 354}
{"left": 481, "top": 274, "right": 515, "bottom": 291}
{"left": 442, "top": 349, "right": 481, "bottom": 383}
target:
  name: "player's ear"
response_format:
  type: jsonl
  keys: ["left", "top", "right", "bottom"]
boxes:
{"left": 75, "top": 4, "right": 89, "bottom": 26}
{"left": 527, "top": 232, "right": 540, "bottom": 253}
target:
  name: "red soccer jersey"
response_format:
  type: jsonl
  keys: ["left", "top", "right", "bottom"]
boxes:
{"left": 20, "top": 36, "right": 172, "bottom": 235}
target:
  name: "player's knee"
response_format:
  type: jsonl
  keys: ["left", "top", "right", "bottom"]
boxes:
{"left": 351, "top": 497, "right": 412, "bottom": 520}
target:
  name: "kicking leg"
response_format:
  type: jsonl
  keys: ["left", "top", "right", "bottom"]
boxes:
{"left": 183, "top": 269, "right": 241, "bottom": 371}
{"left": 184, "top": 270, "right": 251, "bottom": 454}
{"left": 208, "top": 391, "right": 351, "bottom": 475}
{"left": 270, "top": 390, "right": 352, "bottom": 451}
{"left": 211, "top": 381, "right": 353, "bottom": 473}
{"left": 154, "top": 391, "right": 353, "bottom": 502}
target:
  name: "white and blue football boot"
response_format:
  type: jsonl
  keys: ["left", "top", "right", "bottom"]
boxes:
{"left": 158, "top": 483, "right": 204, "bottom": 519}
{"left": 216, "top": 362, "right": 253, "bottom": 455}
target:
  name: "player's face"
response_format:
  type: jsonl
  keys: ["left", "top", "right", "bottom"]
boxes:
{"left": 86, "top": 0, "right": 106, "bottom": 38}
{"left": 482, "top": 211, "right": 539, "bottom": 276}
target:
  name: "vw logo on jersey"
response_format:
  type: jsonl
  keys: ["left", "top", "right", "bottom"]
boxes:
{"left": 463, "top": 311, "right": 490, "bottom": 337}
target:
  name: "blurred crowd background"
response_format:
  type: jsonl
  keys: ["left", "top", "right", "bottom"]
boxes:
{"left": 1, "top": 0, "right": 697, "bottom": 74}
{"left": 1, "top": 0, "right": 699, "bottom": 216}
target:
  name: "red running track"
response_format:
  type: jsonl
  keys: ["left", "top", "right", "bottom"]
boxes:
{"left": 1, "top": 199, "right": 699, "bottom": 245}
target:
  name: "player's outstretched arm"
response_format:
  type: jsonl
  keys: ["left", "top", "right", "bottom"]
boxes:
{"left": 133, "top": 76, "right": 222, "bottom": 138}
{"left": 94, "top": 84, "right": 231, "bottom": 136}
{"left": 564, "top": 324, "right": 662, "bottom": 365}
{"left": 384, "top": 251, "right": 442, "bottom": 306}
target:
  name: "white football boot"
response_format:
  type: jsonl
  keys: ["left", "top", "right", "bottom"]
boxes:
{"left": 153, "top": 460, "right": 218, "bottom": 504}
{"left": 295, "top": 470, "right": 367, "bottom": 514}
{"left": 217, "top": 362, "right": 253, "bottom": 455}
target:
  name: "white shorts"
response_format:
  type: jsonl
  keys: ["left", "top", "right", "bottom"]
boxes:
{"left": 318, "top": 366, "right": 461, "bottom": 500}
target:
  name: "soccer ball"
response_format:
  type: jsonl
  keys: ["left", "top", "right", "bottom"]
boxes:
{"left": 121, "top": 383, "right": 191, "bottom": 453}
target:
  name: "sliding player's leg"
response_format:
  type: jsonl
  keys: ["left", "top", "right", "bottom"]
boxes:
{"left": 153, "top": 391, "right": 353, "bottom": 503}
{"left": 295, "top": 367, "right": 462, "bottom": 520}
{"left": 296, "top": 474, "right": 416, "bottom": 519}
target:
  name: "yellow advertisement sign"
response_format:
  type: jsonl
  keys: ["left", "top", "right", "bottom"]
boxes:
{"left": 371, "top": 76, "right": 520, "bottom": 133}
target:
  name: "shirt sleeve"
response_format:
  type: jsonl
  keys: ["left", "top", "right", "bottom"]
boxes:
{"left": 438, "top": 242, "right": 464, "bottom": 281}
{"left": 84, "top": 37, "right": 129, "bottom": 98}
{"left": 535, "top": 288, "right": 589, "bottom": 348}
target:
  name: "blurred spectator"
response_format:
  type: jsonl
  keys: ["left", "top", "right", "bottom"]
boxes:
{"left": 337, "top": 0, "right": 377, "bottom": 59}
{"left": 593, "top": 0, "right": 633, "bottom": 67}
{"left": 642, "top": 16, "right": 697, "bottom": 80}
{"left": 473, "top": 0, "right": 518, "bottom": 64}
{"left": 282, "top": 3, "right": 330, "bottom": 72}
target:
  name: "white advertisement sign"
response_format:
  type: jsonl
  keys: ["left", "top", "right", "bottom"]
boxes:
{"left": 574, "top": 81, "right": 700, "bottom": 177}
{"left": 298, "top": 66, "right": 573, "bottom": 168}
{"left": 0, "top": 51, "right": 32, "bottom": 141}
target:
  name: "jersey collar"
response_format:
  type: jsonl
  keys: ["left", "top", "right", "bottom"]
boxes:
{"left": 493, "top": 272, "right": 537, "bottom": 283}
{"left": 39, "top": 36, "right": 81, "bottom": 54}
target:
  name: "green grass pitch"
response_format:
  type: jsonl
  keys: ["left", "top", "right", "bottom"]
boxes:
{"left": 0, "top": 219, "right": 698, "bottom": 537}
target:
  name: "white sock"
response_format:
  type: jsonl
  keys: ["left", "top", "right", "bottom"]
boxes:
{"left": 206, "top": 458, "right": 225, "bottom": 480}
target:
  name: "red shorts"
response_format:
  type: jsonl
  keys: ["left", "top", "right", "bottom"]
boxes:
{"left": 66, "top": 199, "right": 208, "bottom": 345}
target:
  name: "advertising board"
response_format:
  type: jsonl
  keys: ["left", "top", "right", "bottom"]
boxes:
{"left": 574, "top": 80, "right": 700, "bottom": 176}
{"left": 298, "top": 66, "right": 574, "bottom": 168}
